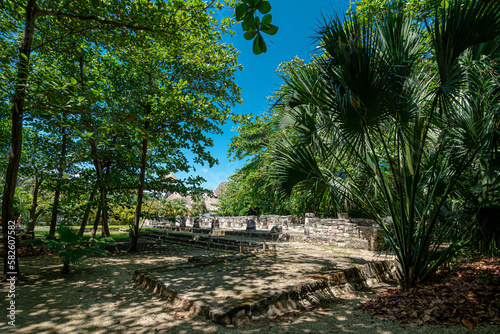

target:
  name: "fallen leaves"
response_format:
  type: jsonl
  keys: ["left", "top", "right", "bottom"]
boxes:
{"left": 358, "top": 256, "right": 500, "bottom": 329}
{"left": 461, "top": 319, "right": 473, "bottom": 330}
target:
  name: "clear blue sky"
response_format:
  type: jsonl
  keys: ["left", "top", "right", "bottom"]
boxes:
{"left": 176, "top": 0, "right": 351, "bottom": 191}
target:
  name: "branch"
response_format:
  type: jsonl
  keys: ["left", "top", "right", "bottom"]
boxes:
{"left": 56, "top": 0, "right": 77, "bottom": 14}
{"left": 35, "top": 209, "right": 45, "bottom": 220}
{"left": 34, "top": 10, "right": 175, "bottom": 39}
{"left": 32, "top": 25, "right": 95, "bottom": 51}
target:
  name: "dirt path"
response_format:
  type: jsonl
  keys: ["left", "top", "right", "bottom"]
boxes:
{"left": 1, "top": 240, "right": 498, "bottom": 333}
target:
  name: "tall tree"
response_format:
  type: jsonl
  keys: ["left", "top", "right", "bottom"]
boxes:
{"left": 101, "top": 29, "right": 241, "bottom": 252}
{"left": 1, "top": 0, "right": 238, "bottom": 280}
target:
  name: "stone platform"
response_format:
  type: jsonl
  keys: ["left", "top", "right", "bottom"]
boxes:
{"left": 133, "top": 242, "right": 397, "bottom": 326}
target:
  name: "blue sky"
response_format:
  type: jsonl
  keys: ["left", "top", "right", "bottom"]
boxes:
{"left": 176, "top": 0, "right": 351, "bottom": 191}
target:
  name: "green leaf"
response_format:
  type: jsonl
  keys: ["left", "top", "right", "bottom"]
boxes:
{"left": 261, "top": 24, "right": 278, "bottom": 36}
{"left": 253, "top": 33, "right": 263, "bottom": 54}
{"left": 258, "top": 33, "right": 267, "bottom": 53}
{"left": 253, "top": 33, "right": 267, "bottom": 55}
{"left": 244, "top": 30, "right": 257, "bottom": 40}
{"left": 257, "top": 1, "right": 271, "bottom": 14}
{"left": 70, "top": 77, "right": 78, "bottom": 85}
{"left": 235, "top": 3, "right": 250, "bottom": 21}
{"left": 254, "top": 16, "right": 261, "bottom": 30}
{"left": 262, "top": 14, "right": 272, "bottom": 25}
{"left": 242, "top": 14, "right": 255, "bottom": 31}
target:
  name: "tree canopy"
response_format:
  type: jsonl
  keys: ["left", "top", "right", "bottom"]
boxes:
{"left": 1, "top": 0, "right": 244, "bottom": 278}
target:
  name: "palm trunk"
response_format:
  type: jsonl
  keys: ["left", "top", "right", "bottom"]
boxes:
{"left": 2, "top": 0, "right": 37, "bottom": 280}
{"left": 61, "top": 262, "right": 71, "bottom": 274}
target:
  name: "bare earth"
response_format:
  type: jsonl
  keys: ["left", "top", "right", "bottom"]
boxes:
{"left": 1, "top": 239, "right": 498, "bottom": 334}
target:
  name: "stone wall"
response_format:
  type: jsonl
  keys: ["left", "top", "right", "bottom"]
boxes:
{"left": 143, "top": 214, "right": 383, "bottom": 251}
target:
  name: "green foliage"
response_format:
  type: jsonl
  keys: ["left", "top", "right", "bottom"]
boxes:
{"left": 2, "top": 0, "right": 243, "bottom": 248}
{"left": 33, "top": 225, "right": 114, "bottom": 273}
{"left": 236, "top": 0, "right": 279, "bottom": 54}
{"left": 267, "top": 0, "right": 500, "bottom": 289}
{"left": 160, "top": 198, "right": 189, "bottom": 218}
{"left": 190, "top": 197, "right": 208, "bottom": 216}
{"left": 109, "top": 206, "right": 135, "bottom": 226}
{"left": 224, "top": 57, "right": 347, "bottom": 217}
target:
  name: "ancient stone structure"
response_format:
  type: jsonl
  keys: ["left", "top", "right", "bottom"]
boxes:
{"left": 270, "top": 225, "right": 282, "bottom": 234}
{"left": 143, "top": 213, "right": 384, "bottom": 251}
{"left": 211, "top": 217, "right": 219, "bottom": 229}
{"left": 192, "top": 217, "right": 200, "bottom": 229}
{"left": 246, "top": 218, "right": 256, "bottom": 232}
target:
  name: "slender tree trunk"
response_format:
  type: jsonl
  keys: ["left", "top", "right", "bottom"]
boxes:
{"left": 101, "top": 187, "right": 110, "bottom": 237}
{"left": 88, "top": 138, "right": 111, "bottom": 237}
{"left": 78, "top": 187, "right": 97, "bottom": 237}
{"left": 128, "top": 118, "right": 150, "bottom": 252}
{"left": 2, "top": 0, "right": 37, "bottom": 281}
{"left": 76, "top": 53, "right": 102, "bottom": 238}
{"left": 90, "top": 208, "right": 101, "bottom": 240}
{"left": 101, "top": 164, "right": 113, "bottom": 237}
{"left": 49, "top": 126, "right": 67, "bottom": 236}
{"left": 27, "top": 175, "right": 44, "bottom": 233}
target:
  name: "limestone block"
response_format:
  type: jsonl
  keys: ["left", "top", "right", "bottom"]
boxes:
{"left": 246, "top": 218, "right": 256, "bottom": 231}
{"left": 270, "top": 225, "right": 283, "bottom": 234}
{"left": 193, "top": 217, "right": 200, "bottom": 228}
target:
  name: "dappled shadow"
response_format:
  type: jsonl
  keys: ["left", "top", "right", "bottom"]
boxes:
{"left": 0, "top": 240, "right": 222, "bottom": 334}
{"left": 2, "top": 239, "right": 491, "bottom": 333}
{"left": 149, "top": 248, "right": 389, "bottom": 309}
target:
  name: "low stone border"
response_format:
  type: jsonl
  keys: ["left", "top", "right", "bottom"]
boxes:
{"left": 133, "top": 253, "right": 256, "bottom": 319}
{"left": 133, "top": 253, "right": 398, "bottom": 326}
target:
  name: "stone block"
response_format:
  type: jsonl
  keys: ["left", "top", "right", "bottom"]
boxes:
{"left": 246, "top": 218, "right": 256, "bottom": 231}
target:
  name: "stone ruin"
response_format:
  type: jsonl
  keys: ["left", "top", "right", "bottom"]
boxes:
{"left": 143, "top": 213, "right": 384, "bottom": 251}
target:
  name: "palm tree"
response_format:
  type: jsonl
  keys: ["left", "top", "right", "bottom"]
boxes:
{"left": 269, "top": 0, "right": 500, "bottom": 289}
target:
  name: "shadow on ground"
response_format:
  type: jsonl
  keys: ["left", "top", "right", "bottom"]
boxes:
{"left": 0, "top": 240, "right": 497, "bottom": 334}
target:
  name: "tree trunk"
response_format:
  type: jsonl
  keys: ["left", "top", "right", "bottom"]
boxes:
{"left": 61, "top": 262, "right": 71, "bottom": 274}
{"left": 128, "top": 118, "right": 150, "bottom": 253}
{"left": 49, "top": 126, "right": 67, "bottom": 236}
{"left": 90, "top": 208, "right": 101, "bottom": 240}
{"left": 88, "top": 137, "right": 111, "bottom": 237}
{"left": 27, "top": 175, "right": 44, "bottom": 233}
{"left": 78, "top": 187, "right": 97, "bottom": 237}
{"left": 2, "top": 0, "right": 37, "bottom": 281}
{"left": 101, "top": 187, "right": 110, "bottom": 237}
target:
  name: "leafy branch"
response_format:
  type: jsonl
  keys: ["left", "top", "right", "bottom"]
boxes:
{"left": 236, "top": 0, "right": 278, "bottom": 54}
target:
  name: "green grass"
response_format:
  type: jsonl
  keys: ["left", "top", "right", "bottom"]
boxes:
{"left": 81, "top": 231, "right": 130, "bottom": 239}
{"left": 33, "top": 228, "right": 129, "bottom": 240}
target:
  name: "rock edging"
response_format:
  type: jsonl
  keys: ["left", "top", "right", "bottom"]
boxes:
{"left": 133, "top": 254, "right": 398, "bottom": 326}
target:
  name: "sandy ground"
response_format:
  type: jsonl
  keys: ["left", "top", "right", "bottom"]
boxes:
{"left": 150, "top": 243, "right": 393, "bottom": 308}
{"left": 1, "top": 240, "right": 498, "bottom": 334}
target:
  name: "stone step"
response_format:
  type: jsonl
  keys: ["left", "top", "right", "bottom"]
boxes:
{"left": 287, "top": 234, "right": 372, "bottom": 249}
{"left": 141, "top": 230, "right": 272, "bottom": 253}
